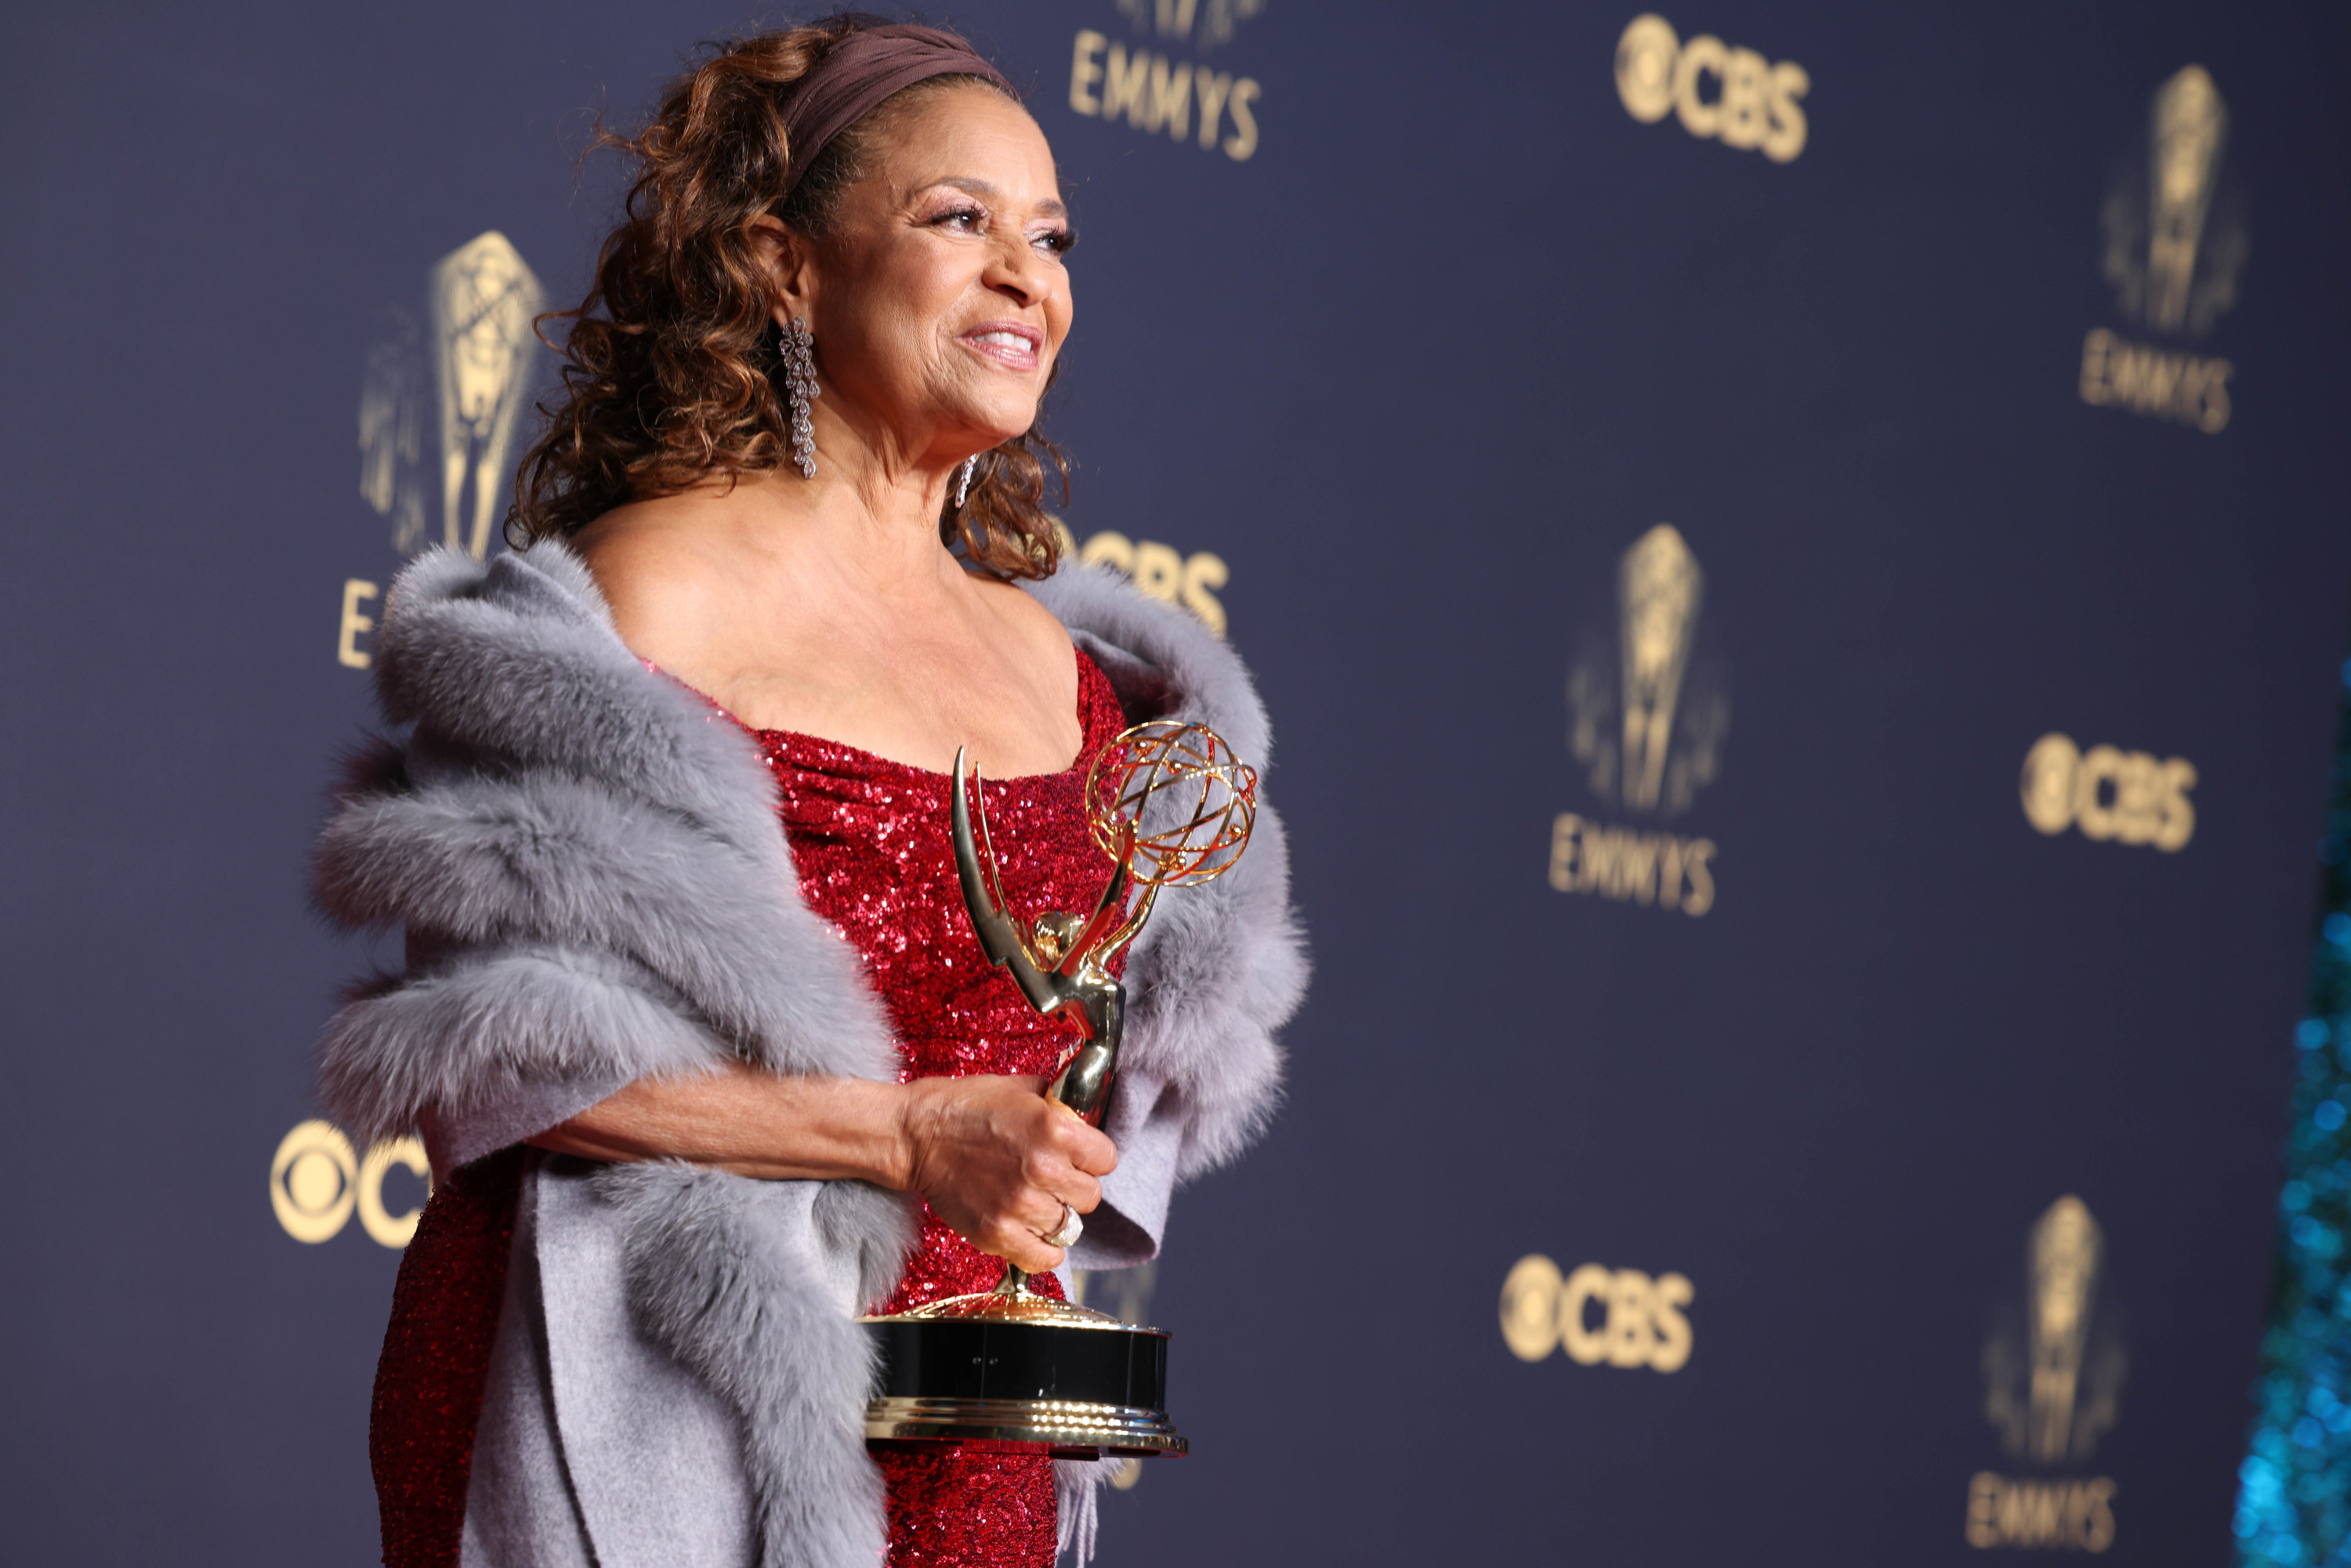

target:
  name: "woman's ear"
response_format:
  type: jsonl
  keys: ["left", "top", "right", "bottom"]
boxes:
{"left": 748, "top": 214, "right": 817, "bottom": 324}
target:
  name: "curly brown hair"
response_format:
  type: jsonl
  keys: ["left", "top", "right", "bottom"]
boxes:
{"left": 507, "top": 16, "right": 1069, "bottom": 578}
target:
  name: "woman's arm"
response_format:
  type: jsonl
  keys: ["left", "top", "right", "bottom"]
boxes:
{"left": 528, "top": 1061, "right": 1118, "bottom": 1275}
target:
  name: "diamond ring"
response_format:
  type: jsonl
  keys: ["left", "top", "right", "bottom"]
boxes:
{"left": 1040, "top": 1204, "right": 1083, "bottom": 1250}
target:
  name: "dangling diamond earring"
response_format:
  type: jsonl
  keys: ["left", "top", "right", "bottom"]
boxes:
{"left": 955, "top": 455, "right": 977, "bottom": 509}
{"left": 779, "top": 317, "right": 820, "bottom": 479}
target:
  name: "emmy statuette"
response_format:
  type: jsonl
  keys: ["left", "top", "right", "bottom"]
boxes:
{"left": 860, "top": 721, "right": 1257, "bottom": 1458}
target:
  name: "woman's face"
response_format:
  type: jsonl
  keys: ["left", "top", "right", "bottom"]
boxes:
{"left": 788, "top": 85, "right": 1073, "bottom": 465}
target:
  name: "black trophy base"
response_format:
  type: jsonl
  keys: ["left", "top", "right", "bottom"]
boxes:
{"left": 861, "top": 1288, "right": 1185, "bottom": 1459}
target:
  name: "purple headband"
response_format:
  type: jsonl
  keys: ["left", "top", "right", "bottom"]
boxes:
{"left": 776, "top": 24, "right": 1013, "bottom": 202}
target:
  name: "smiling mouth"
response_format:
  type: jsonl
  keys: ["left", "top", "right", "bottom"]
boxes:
{"left": 963, "top": 327, "right": 1042, "bottom": 367}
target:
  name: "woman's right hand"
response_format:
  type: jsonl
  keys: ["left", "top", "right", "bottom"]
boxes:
{"left": 898, "top": 1074, "right": 1119, "bottom": 1274}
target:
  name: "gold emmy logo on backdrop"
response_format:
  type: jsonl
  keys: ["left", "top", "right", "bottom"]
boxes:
{"left": 1613, "top": 13, "right": 1809, "bottom": 163}
{"left": 1498, "top": 1255, "right": 1694, "bottom": 1374}
{"left": 344, "top": 231, "right": 545, "bottom": 669}
{"left": 354, "top": 230, "right": 545, "bottom": 560}
{"left": 1070, "top": 0, "right": 1263, "bottom": 162}
{"left": 1550, "top": 524, "right": 1726, "bottom": 916}
{"left": 2019, "top": 733, "right": 2195, "bottom": 852}
{"left": 2078, "top": 66, "right": 2246, "bottom": 434}
{"left": 270, "top": 1119, "right": 432, "bottom": 1249}
{"left": 1603, "top": 523, "right": 1705, "bottom": 814}
{"left": 432, "top": 233, "right": 545, "bottom": 559}
{"left": 2106, "top": 67, "right": 2237, "bottom": 339}
{"left": 1967, "top": 1196, "right": 2128, "bottom": 1552}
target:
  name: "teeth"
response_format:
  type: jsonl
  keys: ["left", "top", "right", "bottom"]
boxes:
{"left": 974, "top": 331, "right": 1030, "bottom": 350}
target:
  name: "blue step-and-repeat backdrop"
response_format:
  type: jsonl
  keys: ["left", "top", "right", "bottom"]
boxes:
{"left": 4, "top": 2, "right": 2348, "bottom": 1563}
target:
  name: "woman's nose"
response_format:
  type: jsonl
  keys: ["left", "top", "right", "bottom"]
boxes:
{"left": 984, "top": 238, "right": 1051, "bottom": 306}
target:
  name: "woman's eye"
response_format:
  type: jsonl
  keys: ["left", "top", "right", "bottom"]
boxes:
{"left": 933, "top": 206, "right": 986, "bottom": 232}
{"left": 1033, "top": 228, "right": 1075, "bottom": 257}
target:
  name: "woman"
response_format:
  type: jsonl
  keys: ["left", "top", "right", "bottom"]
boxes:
{"left": 315, "top": 17, "right": 1303, "bottom": 1568}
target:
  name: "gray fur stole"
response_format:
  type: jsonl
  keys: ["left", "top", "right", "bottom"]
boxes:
{"left": 314, "top": 542, "right": 1305, "bottom": 1566}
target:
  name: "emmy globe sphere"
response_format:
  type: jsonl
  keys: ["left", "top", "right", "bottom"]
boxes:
{"left": 1085, "top": 720, "right": 1259, "bottom": 887}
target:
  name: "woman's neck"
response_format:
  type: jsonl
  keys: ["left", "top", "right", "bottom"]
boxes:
{"left": 795, "top": 392, "right": 976, "bottom": 574}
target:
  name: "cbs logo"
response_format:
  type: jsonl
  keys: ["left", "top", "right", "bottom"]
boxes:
{"left": 1500, "top": 1254, "right": 1694, "bottom": 1373}
{"left": 1052, "top": 523, "right": 1230, "bottom": 638}
{"left": 2020, "top": 733, "right": 2196, "bottom": 852}
{"left": 1614, "top": 13, "right": 1809, "bottom": 164}
{"left": 270, "top": 1120, "right": 430, "bottom": 1248}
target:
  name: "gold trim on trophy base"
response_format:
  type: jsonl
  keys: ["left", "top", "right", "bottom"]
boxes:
{"left": 863, "top": 1396, "right": 1189, "bottom": 1457}
{"left": 869, "top": 1287, "right": 1151, "bottom": 1331}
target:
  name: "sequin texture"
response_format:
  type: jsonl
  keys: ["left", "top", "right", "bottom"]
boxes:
{"left": 754, "top": 651, "right": 1129, "bottom": 1567}
{"left": 369, "top": 1145, "right": 527, "bottom": 1568}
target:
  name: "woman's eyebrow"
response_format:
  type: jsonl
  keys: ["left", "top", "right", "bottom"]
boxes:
{"left": 927, "top": 175, "right": 1067, "bottom": 222}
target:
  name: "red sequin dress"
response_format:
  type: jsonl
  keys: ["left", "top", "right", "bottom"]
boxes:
{"left": 749, "top": 648, "right": 1129, "bottom": 1568}
{"left": 370, "top": 649, "right": 1129, "bottom": 1568}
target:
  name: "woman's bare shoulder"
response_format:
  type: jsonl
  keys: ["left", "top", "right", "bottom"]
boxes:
{"left": 969, "top": 570, "right": 1075, "bottom": 662}
{"left": 570, "top": 489, "right": 777, "bottom": 663}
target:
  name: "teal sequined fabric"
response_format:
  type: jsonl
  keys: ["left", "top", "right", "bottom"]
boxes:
{"left": 2236, "top": 654, "right": 2351, "bottom": 1565}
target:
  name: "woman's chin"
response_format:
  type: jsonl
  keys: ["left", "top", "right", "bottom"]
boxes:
{"left": 952, "top": 410, "right": 1038, "bottom": 453}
